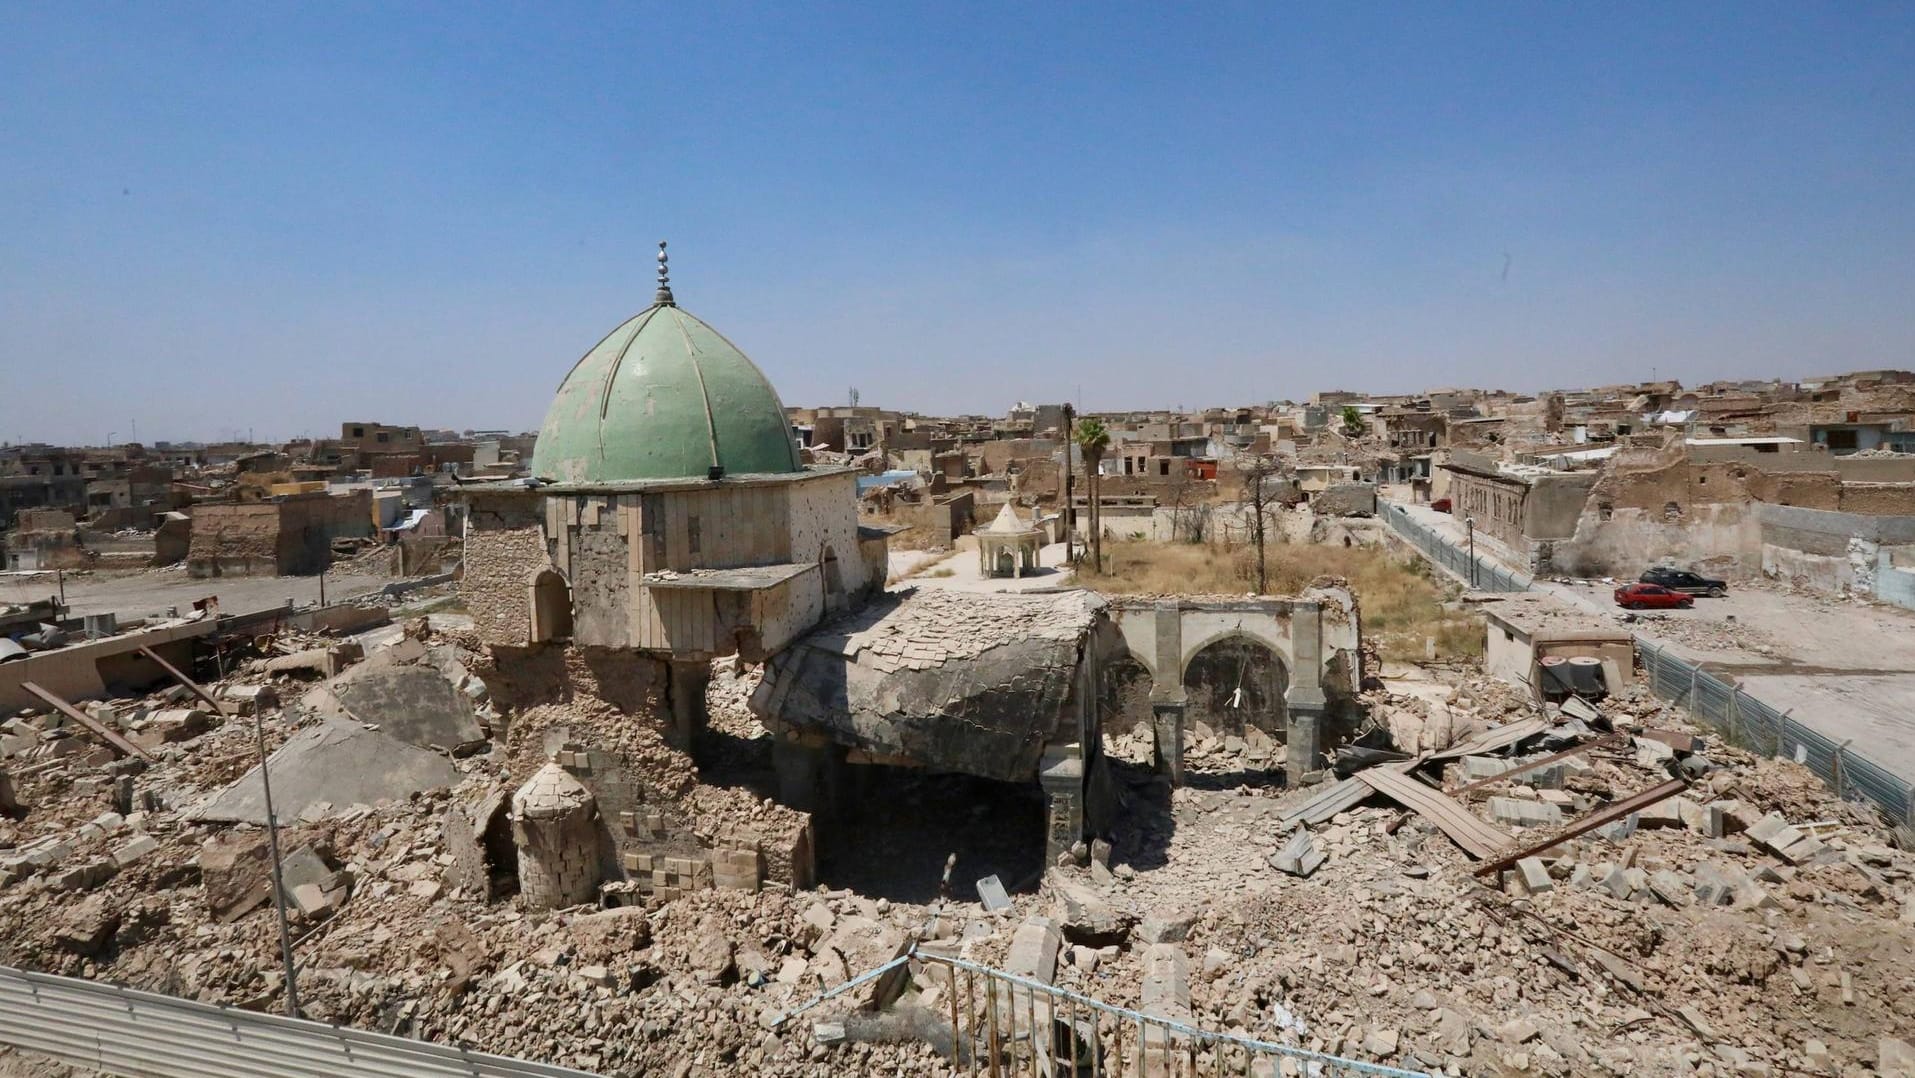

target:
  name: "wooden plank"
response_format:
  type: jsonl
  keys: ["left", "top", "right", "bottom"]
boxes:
{"left": 1357, "top": 767, "right": 1511, "bottom": 860}
{"left": 136, "top": 646, "right": 228, "bottom": 715}
{"left": 1473, "top": 778, "right": 1690, "bottom": 876}
{"left": 20, "top": 682, "right": 153, "bottom": 761}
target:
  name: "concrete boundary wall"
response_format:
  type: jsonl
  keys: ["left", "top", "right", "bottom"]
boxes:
{"left": 1756, "top": 502, "right": 1915, "bottom": 545}
{"left": 0, "top": 964, "right": 603, "bottom": 1078}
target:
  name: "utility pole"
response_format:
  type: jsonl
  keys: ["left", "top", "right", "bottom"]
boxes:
{"left": 1465, "top": 517, "right": 1477, "bottom": 588}
{"left": 1060, "top": 402, "right": 1075, "bottom": 564}
{"left": 252, "top": 713, "right": 301, "bottom": 1017}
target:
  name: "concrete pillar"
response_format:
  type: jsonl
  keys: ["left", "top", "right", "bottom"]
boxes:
{"left": 1284, "top": 601, "right": 1327, "bottom": 781}
{"left": 666, "top": 661, "right": 711, "bottom": 751}
{"left": 1150, "top": 703, "right": 1184, "bottom": 785}
{"left": 1038, "top": 744, "right": 1084, "bottom": 868}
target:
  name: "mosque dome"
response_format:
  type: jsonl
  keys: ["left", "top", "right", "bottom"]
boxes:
{"left": 530, "top": 242, "right": 803, "bottom": 483}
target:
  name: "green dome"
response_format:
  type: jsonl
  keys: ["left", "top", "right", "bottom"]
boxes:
{"left": 531, "top": 300, "right": 802, "bottom": 483}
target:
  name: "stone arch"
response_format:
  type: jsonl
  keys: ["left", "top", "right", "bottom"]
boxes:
{"left": 527, "top": 567, "right": 573, "bottom": 645}
{"left": 1180, "top": 633, "right": 1289, "bottom": 737}
{"left": 1179, "top": 623, "right": 1292, "bottom": 677}
{"left": 1097, "top": 649, "right": 1155, "bottom": 741}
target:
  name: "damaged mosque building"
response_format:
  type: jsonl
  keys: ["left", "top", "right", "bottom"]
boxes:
{"left": 455, "top": 245, "right": 1364, "bottom": 908}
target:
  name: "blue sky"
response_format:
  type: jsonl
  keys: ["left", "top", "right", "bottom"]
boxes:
{"left": 3, "top": 3, "right": 1913, "bottom": 443}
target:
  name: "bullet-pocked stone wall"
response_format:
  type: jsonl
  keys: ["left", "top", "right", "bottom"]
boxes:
{"left": 462, "top": 491, "right": 550, "bottom": 647}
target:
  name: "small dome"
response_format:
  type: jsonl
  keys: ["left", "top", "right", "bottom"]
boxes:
{"left": 982, "top": 503, "right": 1037, "bottom": 534}
{"left": 531, "top": 284, "right": 802, "bottom": 483}
{"left": 512, "top": 762, "right": 594, "bottom": 820}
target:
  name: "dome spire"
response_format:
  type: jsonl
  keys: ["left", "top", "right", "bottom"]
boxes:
{"left": 654, "top": 240, "right": 675, "bottom": 306}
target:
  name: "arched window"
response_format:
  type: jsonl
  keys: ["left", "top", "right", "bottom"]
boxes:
{"left": 527, "top": 568, "right": 573, "bottom": 644}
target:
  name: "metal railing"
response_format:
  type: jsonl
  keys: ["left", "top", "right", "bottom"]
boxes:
{"left": 0, "top": 964, "right": 603, "bottom": 1078}
{"left": 1637, "top": 641, "right": 1912, "bottom": 826}
{"left": 781, "top": 947, "right": 1438, "bottom": 1077}
{"left": 1376, "top": 502, "right": 1532, "bottom": 593}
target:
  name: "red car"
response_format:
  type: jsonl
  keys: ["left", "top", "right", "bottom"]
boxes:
{"left": 1614, "top": 583, "right": 1694, "bottom": 610}
{"left": 1430, "top": 498, "right": 1452, "bottom": 513}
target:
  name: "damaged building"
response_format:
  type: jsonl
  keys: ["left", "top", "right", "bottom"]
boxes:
{"left": 456, "top": 247, "right": 888, "bottom": 907}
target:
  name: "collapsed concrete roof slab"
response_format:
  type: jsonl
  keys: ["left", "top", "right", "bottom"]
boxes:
{"left": 193, "top": 719, "right": 463, "bottom": 825}
{"left": 306, "top": 657, "right": 484, "bottom": 753}
{"left": 752, "top": 588, "right": 1104, "bottom": 783}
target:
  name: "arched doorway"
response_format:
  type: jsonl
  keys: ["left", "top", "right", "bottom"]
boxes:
{"left": 1097, "top": 652, "right": 1156, "bottom": 764}
{"left": 1181, "top": 636, "right": 1287, "bottom": 737}
{"left": 527, "top": 568, "right": 573, "bottom": 644}
{"left": 820, "top": 546, "right": 845, "bottom": 613}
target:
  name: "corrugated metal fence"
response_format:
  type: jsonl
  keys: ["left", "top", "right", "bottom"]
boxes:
{"left": 1377, "top": 503, "right": 1533, "bottom": 593}
{"left": 0, "top": 965, "right": 602, "bottom": 1078}
{"left": 1637, "top": 642, "right": 1913, "bottom": 826}
{"left": 1378, "top": 499, "right": 1914, "bottom": 827}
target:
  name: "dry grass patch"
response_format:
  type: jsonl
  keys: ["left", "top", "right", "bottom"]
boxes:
{"left": 1080, "top": 539, "right": 1483, "bottom": 663}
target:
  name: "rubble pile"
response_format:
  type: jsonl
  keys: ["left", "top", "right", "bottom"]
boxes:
{"left": 958, "top": 684, "right": 1915, "bottom": 1077}
{"left": 3, "top": 612, "right": 1913, "bottom": 1077}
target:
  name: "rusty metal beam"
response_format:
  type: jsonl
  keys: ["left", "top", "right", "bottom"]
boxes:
{"left": 1449, "top": 735, "right": 1623, "bottom": 798}
{"left": 137, "top": 645, "right": 228, "bottom": 715}
{"left": 1474, "top": 777, "right": 1689, "bottom": 876}
{"left": 19, "top": 681, "right": 153, "bottom": 761}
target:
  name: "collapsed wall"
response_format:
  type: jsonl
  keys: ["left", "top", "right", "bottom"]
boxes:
{"left": 452, "top": 642, "right": 815, "bottom": 905}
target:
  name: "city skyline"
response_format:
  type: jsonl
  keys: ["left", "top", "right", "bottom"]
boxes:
{"left": 5, "top": 3, "right": 1914, "bottom": 443}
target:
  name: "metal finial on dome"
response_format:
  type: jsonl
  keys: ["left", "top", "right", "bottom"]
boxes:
{"left": 654, "top": 240, "right": 675, "bottom": 306}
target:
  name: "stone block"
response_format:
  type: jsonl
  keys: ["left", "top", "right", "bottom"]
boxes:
{"left": 1748, "top": 813, "right": 1825, "bottom": 865}
{"left": 1488, "top": 797, "right": 1565, "bottom": 827}
{"left": 51, "top": 859, "right": 116, "bottom": 892}
{"left": 1141, "top": 943, "right": 1192, "bottom": 1023}
{"left": 111, "top": 833, "right": 159, "bottom": 868}
{"left": 1647, "top": 870, "right": 1690, "bottom": 906}
{"left": 1005, "top": 916, "right": 1061, "bottom": 984}
{"left": 1515, "top": 858, "right": 1553, "bottom": 894}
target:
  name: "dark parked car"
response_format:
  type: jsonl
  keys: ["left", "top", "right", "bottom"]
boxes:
{"left": 1639, "top": 566, "right": 1728, "bottom": 597}
{"left": 1615, "top": 583, "right": 1695, "bottom": 610}
{"left": 1430, "top": 498, "right": 1452, "bottom": 513}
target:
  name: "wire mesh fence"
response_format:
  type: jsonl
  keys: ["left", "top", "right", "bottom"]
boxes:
{"left": 1378, "top": 498, "right": 1913, "bottom": 828}
{"left": 1377, "top": 503, "right": 1532, "bottom": 592}
{"left": 1637, "top": 641, "right": 1912, "bottom": 826}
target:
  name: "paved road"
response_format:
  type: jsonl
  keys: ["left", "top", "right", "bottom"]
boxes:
{"left": 0, "top": 568, "right": 390, "bottom": 621}
{"left": 1388, "top": 499, "right": 1915, "bottom": 784}
{"left": 889, "top": 540, "right": 1076, "bottom": 594}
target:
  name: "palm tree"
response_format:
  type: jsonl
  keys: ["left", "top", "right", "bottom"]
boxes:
{"left": 1074, "top": 417, "right": 1111, "bottom": 572}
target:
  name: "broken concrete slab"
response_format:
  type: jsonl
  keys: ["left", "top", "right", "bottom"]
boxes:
{"left": 308, "top": 661, "right": 485, "bottom": 753}
{"left": 1270, "top": 828, "right": 1327, "bottom": 878}
{"left": 193, "top": 719, "right": 461, "bottom": 825}
{"left": 1053, "top": 881, "right": 1134, "bottom": 946}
